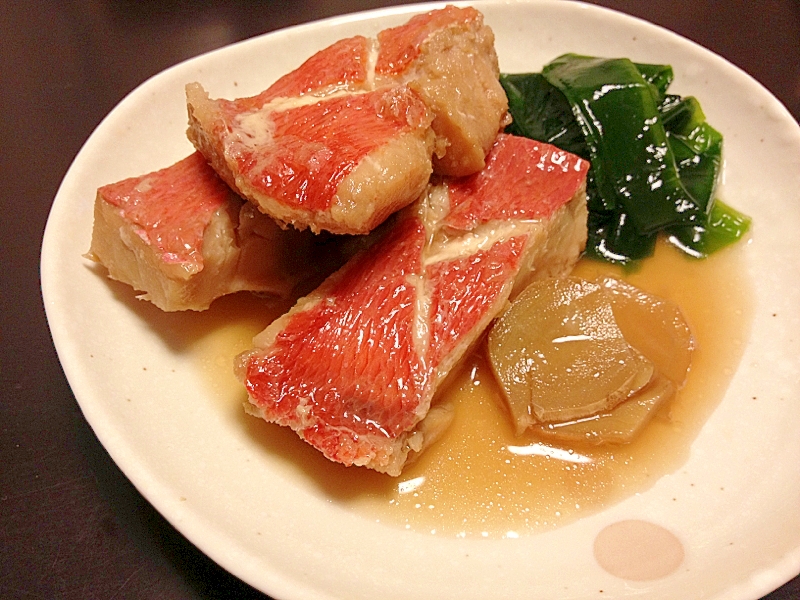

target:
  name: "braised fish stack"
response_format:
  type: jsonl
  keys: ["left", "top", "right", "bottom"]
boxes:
{"left": 186, "top": 5, "right": 509, "bottom": 235}
{"left": 86, "top": 8, "right": 597, "bottom": 476}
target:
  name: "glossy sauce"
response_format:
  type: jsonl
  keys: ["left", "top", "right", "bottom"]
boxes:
{"left": 191, "top": 238, "right": 752, "bottom": 538}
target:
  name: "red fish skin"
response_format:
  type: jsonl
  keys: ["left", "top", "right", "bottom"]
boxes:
{"left": 187, "top": 5, "right": 507, "bottom": 234}
{"left": 210, "top": 36, "right": 371, "bottom": 117}
{"left": 253, "top": 35, "right": 371, "bottom": 104}
{"left": 229, "top": 88, "right": 432, "bottom": 213}
{"left": 193, "top": 33, "right": 371, "bottom": 140}
{"left": 426, "top": 236, "right": 528, "bottom": 368}
{"left": 98, "top": 152, "right": 232, "bottom": 270}
{"left": 375, "top": 5, "right": 480, "bottom": 76}
{"left": 445, "top": 134, "right": 591, "bottom": 230}
{"left": 243, "top": 216, "right": 430, "bottom": 468}
{"left": 239, "top": 136, "right": 589, "bottom": 475}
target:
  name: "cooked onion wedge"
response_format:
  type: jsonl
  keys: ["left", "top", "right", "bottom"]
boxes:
{"left": 532, "top": 374, "right": 675, "bottom": 444}
{"left": 488, "top": 277, "right": 654, "bottom": 433}
{"left": 488, "top": 276, "right": 693, "bottom": 443}
{"left": 599, "top": 277, "right": 693, "bottom": 386}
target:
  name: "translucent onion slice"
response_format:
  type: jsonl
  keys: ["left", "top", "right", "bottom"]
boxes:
{"left": 532, "top": 374, "right": 675, "bottom": 444}
{"left": 598, "top": 277, "right": 693, "bottom": 386}
{"left": 488, "top": 277, "right": 654, "bottom": 433}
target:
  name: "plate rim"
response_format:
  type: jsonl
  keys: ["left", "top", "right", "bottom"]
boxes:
{"left": 41, "top": 1, "right": 800, "bottom": 599}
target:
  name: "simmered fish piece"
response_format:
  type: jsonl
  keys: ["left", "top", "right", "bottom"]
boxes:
{"left": 187, "top": 84, "right": 435, "bottom": 235}
{"left": 186, "top": 5, "right": 508, "bottom": 235}
{"left": 236, "top": 135, "right": 589, "bottom": 475}
{"left": 376, "top": 5, "right": 510, "bottom": 176}
{"left": 87, "top": 152, "right": 335, "bottom": 311}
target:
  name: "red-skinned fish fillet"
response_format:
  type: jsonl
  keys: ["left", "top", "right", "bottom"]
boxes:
{"left": 186, "top": 5, "right": 508, "bottom": 235}
{"left": 375, "top": 5, "right": 510, "bottom": 176}
{"left": 236, "top": 135, "right": 589, "bottom": 475}
{"left": 87, "top": 152, "right": 343, "bottom": 311}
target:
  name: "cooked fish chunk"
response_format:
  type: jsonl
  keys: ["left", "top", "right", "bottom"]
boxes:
{"left": 86, "top": 152, "right": 334, "bottom": 311}
{"left": 186, "top": 5, "right": 508, "bottom": 235}
{"left": 236, "top": 135, "right": 589, "bottom": 475}
{"left": 187, "top": 84, "right": 435, "bottom": 235}
{"left": 376, "top": 5, "right": 510, "bottom": 176}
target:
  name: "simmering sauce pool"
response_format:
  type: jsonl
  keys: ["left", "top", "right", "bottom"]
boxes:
{"left": 191, "top": 238, "right": 752, "bottom": 538}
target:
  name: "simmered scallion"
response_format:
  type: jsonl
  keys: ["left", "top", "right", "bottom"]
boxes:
{"left": 500, "top": 54, "right": 751, "bottom": 264}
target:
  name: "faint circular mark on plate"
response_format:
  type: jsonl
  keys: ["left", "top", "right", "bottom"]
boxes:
{"left": 594, "top": 519, "right": 684, "bottom": 581}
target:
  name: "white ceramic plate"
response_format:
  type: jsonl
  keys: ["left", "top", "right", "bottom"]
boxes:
{"left": 42, "top": 1, "right": 800, "bottom": 598}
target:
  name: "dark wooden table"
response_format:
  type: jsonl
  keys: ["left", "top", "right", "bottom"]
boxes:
{"left": 2, "top": 1, "right": 798, "bottom": 598}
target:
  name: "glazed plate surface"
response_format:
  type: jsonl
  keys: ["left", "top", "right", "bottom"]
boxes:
{"left": 42, "top": 2, "right": 800, "bottom": 598}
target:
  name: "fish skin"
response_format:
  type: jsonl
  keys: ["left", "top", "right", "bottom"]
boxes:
{"left": 256, "top": 35, "right": 372, "bottom": 102}
{"left": 237, "top": 135, "right": 589, "bottom": 475}
{"left": 87, "top": 152, "right": 344, "bottom": 311}
{"left": 186, "top": 5, "right": 508, "bottom": 235}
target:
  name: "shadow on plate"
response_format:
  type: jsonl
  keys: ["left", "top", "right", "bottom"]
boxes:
{"left": 85, "top": 261, "right": 293, "bottom": 352}
{"left": 236, "top": 404, "right": 397, "bottom": 501}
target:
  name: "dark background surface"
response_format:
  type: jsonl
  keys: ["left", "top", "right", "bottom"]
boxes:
{"left": 2, "top": 1, "right": 799, "bottom": 598}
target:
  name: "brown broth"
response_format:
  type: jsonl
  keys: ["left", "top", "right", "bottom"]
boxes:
{"left": 191, "top": 238, "right": 753, "bottom": 538}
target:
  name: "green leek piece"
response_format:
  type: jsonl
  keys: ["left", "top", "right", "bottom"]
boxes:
{"left": 542, "top": 54, "right": 702, "bottom": 235}
{"left": 668, "top": 200, "right": 752, "bottom": 257}
{"left": 588, "top": 208, "right": 658, "bottom": 263}
{"left": 500, "top": 54, "right": 751, "bottom": 264}
{"left": 659, "top": 96, "right": 749, "bottom": 256}
{"left": 500, "top": 73, "right": 588, "bottom": 159}
{"left": 661, "top": 95, "right": 722, "bottom": 212}
{"left": 634, "top": 62, "right": 674, "bottom": 101}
